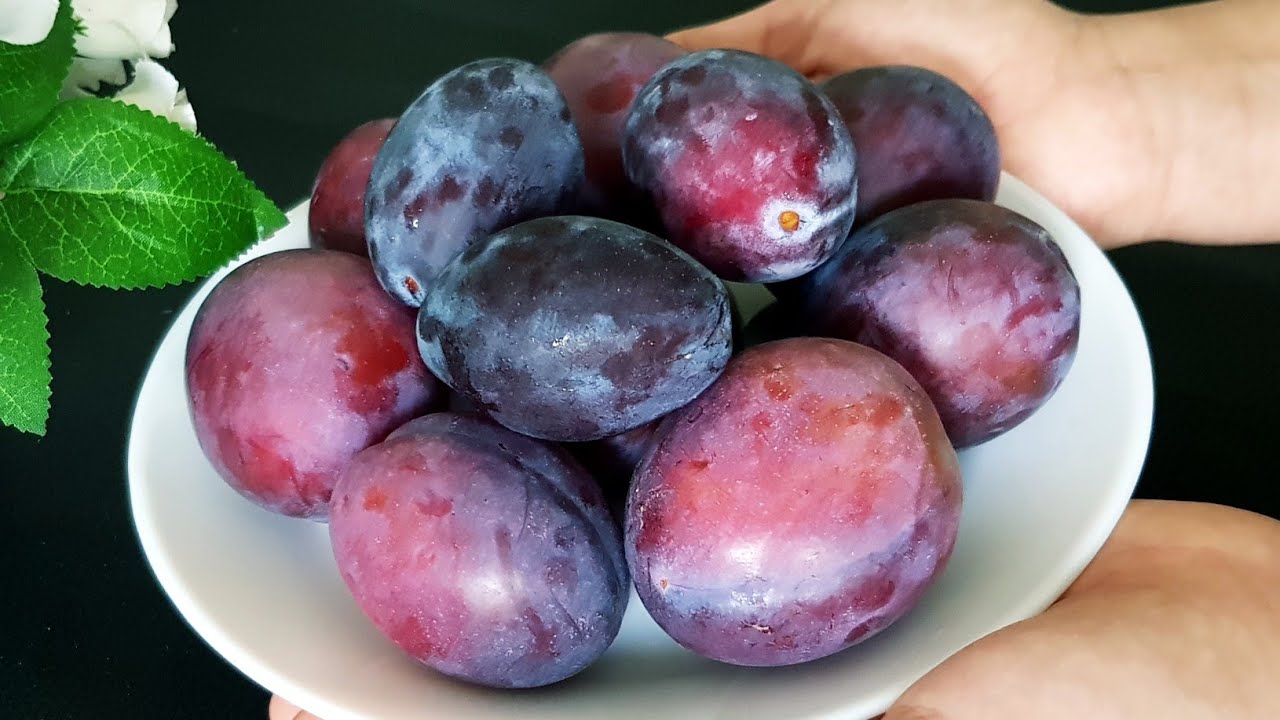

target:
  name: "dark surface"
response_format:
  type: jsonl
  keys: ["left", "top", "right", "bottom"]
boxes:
{"left": 1, "top": 0, "right": 1275, "bottom": 718}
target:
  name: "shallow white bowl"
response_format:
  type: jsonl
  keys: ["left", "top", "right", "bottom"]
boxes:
{"left": 127, "top": 173, "right": 1153, "bottom": 720}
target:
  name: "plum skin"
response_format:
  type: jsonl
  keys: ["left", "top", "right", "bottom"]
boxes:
{"left": 565, "top": 417, "right": 664, "bottom": 523}
{"left": 822, "top": 66, "right": 1000, "bottom": 225}
{"left": 622, "top": 49, "right": 858, "bottom": 283}
{"left": 416, "top": 216, "right": 733, "bottom": 443}
{"left": 308, "top": 118, "right": 395, "bottom": 256}
{"left": 329, "top": 413, "right": 629, "bottom": 689}
{"left": 800, "top": 199, "right": 1081, "bottom": 448}
{"left": 625, "top": 337, "right": 962, "bottom": 667}
{"left": 543, "top": 32, "right": 686, "bottom": 219}
{"left": 364, "top": 58, "right": 585, "bottom": 307}
{"left": 184, "top": 249, "right": 442, "bottom": 520}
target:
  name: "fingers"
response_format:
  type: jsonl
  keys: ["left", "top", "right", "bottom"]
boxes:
{"left": 268, "top": 695, "right": 319, "bottom": 720}
{"left": 878, "top": 610, "right": 1093, "bottom": 720}
{"left": 666, "top": 0, "right": 835, "bottom": 76}
{"left": 1063, "top": 499, "right": 1280, "bottom": 600}
{"left": 667, "top": 0, "right": 795, "bottom": 51}
{"left": 881, "top": 499, "right": 1280, "bottom": 720}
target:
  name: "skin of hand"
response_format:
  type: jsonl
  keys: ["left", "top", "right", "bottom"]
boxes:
{"left": 269, "top": 500, "right": 1280, "bottom": 720}
{"left": 268, "top": 696, "right": 305, "bottom": 720}
{"left": 668, "top": 0, "right": 1280, "bottom": 249}
{"left": 877, "top": 499, "right": 1280, "bottom": 719}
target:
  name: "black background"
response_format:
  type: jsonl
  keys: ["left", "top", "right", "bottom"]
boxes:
{"left": 3, "top": 0, "right": 1276, "bottom": 718}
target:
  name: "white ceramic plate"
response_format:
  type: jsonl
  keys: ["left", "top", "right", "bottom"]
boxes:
{"left": 127, "top": 174, "right": 1153, "bottom": 720}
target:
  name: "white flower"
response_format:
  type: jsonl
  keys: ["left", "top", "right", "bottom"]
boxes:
{"left": 114, "top": 59, "right": 196, "bottom": 131}
{"left": 0, "top": 0, "right": 59, "bottom": 46}
{"left": 52, "top": 1, "right": 196, "bottom": 133}
{"left": 61, "top": 57, "right": 131, "bottom": 98}
{"left": 63, "top": 58, "right": 196, "bottom": 131}
{"left": 4, "top": 0, "right": 197, "bottom": 132}
{"left": 72, "top": 0, "right": 177, "bottom": 60}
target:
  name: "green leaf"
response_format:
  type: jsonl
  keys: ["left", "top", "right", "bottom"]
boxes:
{"left": 0, "top": 0, "right": 76, "bottom": 146}
{"left": 0, "top": 97, "right": 288, "bottom": 289}
{"left": 0, "top": 237, "right": 51, "bottom": 435}
{"left": 250, "top": 178, "right": 290, "bottom": 246}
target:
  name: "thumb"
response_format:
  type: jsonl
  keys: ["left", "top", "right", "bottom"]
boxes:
{"left": 879, "top": 623, "right": 1045, "bottom": 720}
{"left": 666, "top": 0, "right": 834, "bottom": 77}
{"left": 268, "top": 695, "right": 321, "bottom": 720}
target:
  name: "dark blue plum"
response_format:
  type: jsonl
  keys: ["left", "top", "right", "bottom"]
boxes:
{"left": 330, "top": 412, "right": 627, "bottom": 688}
{"left": 365, "top": 58, "right": 585, "bottom": 306}
{"left": 622, "top": 49, "right": 857, "bottom": 283}
{"left": 416, "top": 216, "right": 733, "bottom": 442}
{"left": 822, "top": 66, "right": 1000, "bottom": 225}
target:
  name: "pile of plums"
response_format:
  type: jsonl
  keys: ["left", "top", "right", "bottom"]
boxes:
{"left": 186, "top": 32, "right": 1080, "bottom": 689}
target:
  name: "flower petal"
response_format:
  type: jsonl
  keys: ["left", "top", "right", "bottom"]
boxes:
{"left": 170, "top": 89, "right": 197, "bottom": 132}
{"left": 113, "top": 59, "right": 196, "bottom": 132}
{"left": 60, "top": 57, "right": 131, "bottom": 100}
{"left": 146, "top": 0, "right": 178, "bottom": 57}
{"left": 0, "top": 0, "right": 59, "bottom": 46}
{"left": 72, "top": 0, "right": 174, "bottom": 59}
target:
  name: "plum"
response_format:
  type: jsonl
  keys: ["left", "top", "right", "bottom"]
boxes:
{"left": 799, "top": 199, "right": 1081, "bottom": 447}
{"left": 329, "top": 413, "right": 628, "bottom": 688}
{"left": 308, "top": 118, "right": 395, "bottom": 256}
{"left": 185, "top": 249, "right": 442, "bottom": 519}
{"left": 626, "top": 337, "right": 962, "bottom": 667}
{"left": 566, "top": 419, "right": 661, "bottom": 487}
{"left": 417, "top": 216, "right": 732, "bottom": 442}
{"left": 623, "top": 49, "right": 857, "bottom": 283}
{"left": 822, "top": 66, "right": 1000, "bottom": 225}
{"left": 365, "top": 58, "right": 585, "bottom": 306}
{"left": 544, "top": 32, "right": 686, "bottom": 220}
{"left": 565, "top": 418, "right": 663, "bottom": 522}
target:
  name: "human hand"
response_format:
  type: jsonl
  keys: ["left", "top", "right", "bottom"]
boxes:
{"left": 877, "top": 499, "right": 1280, "bottom": 719}
{"left": 268, "top": 695, "right": 316, "bottom": 720}
{"left": 667, "top": 0, "right": 1163, "bottom": 248}
{"left": 269, "top": 499, "right": 1280, "bottom": 719}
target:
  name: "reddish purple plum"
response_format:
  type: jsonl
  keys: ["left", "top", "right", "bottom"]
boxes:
{"left": 544, "top": 32, "right": 686, "bottom": 219}
{"left": 565, "top": 418, "right": 663, "bottom": 522}
{"left": 822, "top": 66, "right": 1000, "bottom": 225}
{"left": 308, "top": 118, "right": 395, "bottom": 256}
{"left": 417, "top": 216, "right": 732, "bottom": 442}
{"left": 626, "top": 337, "right": 962, "bottom": 667}
{"left": 799, "top": 199, "right": 1081, "bottom": 447}
{"left": 567, "top": 419, "right": 661, "bottom": 487}
{"left": 185, "top": 249, "right": 442, "bottom": 519}
{"left": 623, "top": 49, "right": 857, "bottom": 283}
{"left": 329, "top": 413, "right": 628, "bottom": 688}
{"left": 365, "top": 58, "right": 585, "bottom": 306}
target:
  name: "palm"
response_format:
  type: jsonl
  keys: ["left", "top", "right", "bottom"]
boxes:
{"left": 670, "top": 0, "right": 1160, "bottom": 246}
{"left": 882, "top": 500, "right": 1280, "bottom": 719}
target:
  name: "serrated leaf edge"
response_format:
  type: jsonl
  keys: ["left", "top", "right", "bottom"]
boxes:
{"left": 0, "top": 98, "right": 289, "bottom": 290}
{"left": 0, "top": 255, "right": 52, "bottom": 436}
{"left": 0, "top": 0, "right": 78, "bottom": 147}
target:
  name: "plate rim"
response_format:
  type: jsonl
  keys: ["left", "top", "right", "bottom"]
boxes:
{"left": 125, "top": 175, "right": 1155, "bottom": 719}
